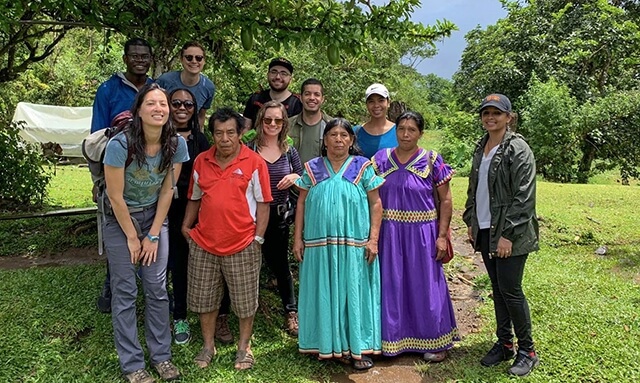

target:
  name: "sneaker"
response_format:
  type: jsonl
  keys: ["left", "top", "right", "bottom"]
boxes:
{"left": 508, "top": 350, "right": 540, "bottom": 377}
{"left": 215, "top": 314, "right": 233, "bottom": 344}
{"left": 173, "top": 319, "right": 191, "bottom": 345}
{"left": 153, "top": 359, "right": 180, "bottom": 381}
{"left": 125, "top": 368, "right": 155, "bottom": 383}
{"left": 96, "top": 284, "right": 111, "bottom": 314}
{"left": 286, "top": 312, "right": 299, "bottom": 336}
{"left": 480, "top": 341, "right": 516, "bottom": 367}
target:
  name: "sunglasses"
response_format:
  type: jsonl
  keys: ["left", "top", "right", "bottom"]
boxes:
{"left": 171, "top": 99, "right": 195, "bottom": 110}
{"left": 262, "top": 117, "right": 284, "bottom": 126}
{"left": 184, "top": 55, "right": 204, "bottom": 62}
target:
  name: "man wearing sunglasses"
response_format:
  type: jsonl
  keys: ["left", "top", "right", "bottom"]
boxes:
{"left": 242, "top": 57, "right": 302, "bottom": 131}
{"left": 157, "top": 41, "right": 216, "bottom": 127}
{"left": 90, "top": 38, "right": 154, "bottom": 133}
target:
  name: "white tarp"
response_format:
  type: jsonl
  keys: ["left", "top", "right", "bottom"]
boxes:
{"left": 12, "top": 102, "right": 92, "bottom": 158}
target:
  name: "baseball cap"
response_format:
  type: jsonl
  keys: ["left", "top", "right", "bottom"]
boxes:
{"left": 269, "top": 57, "right": 294, "bottom": 74}
{"left": 365, "top": 83, "right": 389, "bottom": 100}
{"left": 479, "top": 94, "right": 512, "bottom": 113}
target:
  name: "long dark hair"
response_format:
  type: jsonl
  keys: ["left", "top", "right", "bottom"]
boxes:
{"left": 169, "top": 87, "right": 200, "bottom": 134}
{"left": 128, "top": 83, "right": 176, "bottom": 172}
{"left": 321, "top": 118, "right": 362, "bottom": 156}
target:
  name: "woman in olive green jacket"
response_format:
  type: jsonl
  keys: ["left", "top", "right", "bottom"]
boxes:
{"left": 463, "top": 94, "right": 539, "bottom": 377}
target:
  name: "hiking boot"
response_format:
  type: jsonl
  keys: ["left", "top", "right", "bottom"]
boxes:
{"left": 215, "top": 314, "right": 233, "bottom": 344}
{"left": 153, "top": 359, "right": 180, "bottom": 381}
{"left": 125, "top": 368, "right": 155, "bottom": 383}
{"left": 96, "top": 283, "right": 111, "bottom": 314}
{"left": 508, "top": 350, "right": 540, "bottom": 377}
{"left": 480, "top": 341, "right": 516, "bottom": 367}
{"left": 173, "top": 319, "right": 191, "bottom": 345}
{"left": 286, "top": 311, "right": 299, "bottom": 336}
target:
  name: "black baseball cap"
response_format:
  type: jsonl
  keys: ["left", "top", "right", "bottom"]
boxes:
{"left": 268, "top": 57, "right": 294, "bottom": 74}
{"left": 479, "top": 94, "right": 512, "bottom": 113}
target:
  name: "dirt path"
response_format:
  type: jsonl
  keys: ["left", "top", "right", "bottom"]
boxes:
{"left": 0, "top": 228, "right": 484, "bottom": 383}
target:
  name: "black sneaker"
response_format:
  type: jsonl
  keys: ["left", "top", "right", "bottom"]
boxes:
{"left": 96, "top": 284, "right": 112, "bottom": 314}
{"left": 480, "top": 341, "right": 516, "bottom": 367}
{"left": 508, "top": 349, "right": 540, "bottom": 377}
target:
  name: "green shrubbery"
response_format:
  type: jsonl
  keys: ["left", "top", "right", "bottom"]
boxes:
{"left": 0, "top": 121, "right": 51, "bottom": 209}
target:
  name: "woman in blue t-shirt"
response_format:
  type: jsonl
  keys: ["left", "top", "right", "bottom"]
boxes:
{"left": 102, "top": 83, "right": 189, "bottom": 382}
{"left": 353, "top": 83, "right": 398, "bottom": 159}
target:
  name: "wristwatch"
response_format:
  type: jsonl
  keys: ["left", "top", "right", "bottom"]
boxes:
{"left": 254, "top": 235, "right": 265, "bottom": 245}
{"left": 147, "top": 233, "right": 160, "bottom": 243}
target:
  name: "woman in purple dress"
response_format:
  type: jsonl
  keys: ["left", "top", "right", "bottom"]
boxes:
{"left": 372, "top": 111, "right": 459, "bottom": 362}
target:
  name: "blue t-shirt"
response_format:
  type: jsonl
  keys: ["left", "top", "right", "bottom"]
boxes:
{"left": 156, "top": 71, "right": 216, "bottom": 111}
{"left": 354, "top": 124, "right": 398, "bottom": 159}
{"left": 103, "top": 133, "right": 189, "bottom": 207}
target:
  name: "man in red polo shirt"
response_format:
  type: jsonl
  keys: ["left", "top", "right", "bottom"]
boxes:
{"left": 182, "top": 107, "right": 271, "bottom": 371}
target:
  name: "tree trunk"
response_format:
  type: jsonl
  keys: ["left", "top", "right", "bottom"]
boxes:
{"left": 577, "top": 136, "right": 597, "bottom": 183}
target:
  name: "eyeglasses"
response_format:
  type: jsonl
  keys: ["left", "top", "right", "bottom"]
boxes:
{"left": 268, "top": 70, "right": 291, "bottom": 78}
{"left": 171, "top": 99, "right": 195, "bottom": 110}
{"left": 127, "top": 54, "right": 151, "bottom": 62}
{"left": 262, "top": 117, "right": 284, "bottom": 126}
{"left": 184, "top": 55, "right": 204, "bottom": 62}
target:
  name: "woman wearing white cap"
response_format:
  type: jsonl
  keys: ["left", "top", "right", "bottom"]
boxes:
{"left": 353, "top": 83, "right": 398, "bottom": 159}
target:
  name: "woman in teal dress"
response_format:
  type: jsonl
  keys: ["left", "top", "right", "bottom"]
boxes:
{"left": 293, "top": 118, "right": 384, "bottom": 370}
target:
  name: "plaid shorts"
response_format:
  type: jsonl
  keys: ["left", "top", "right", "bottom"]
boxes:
{"left": 187, "top": 238, "right": 261, "bottom": 318}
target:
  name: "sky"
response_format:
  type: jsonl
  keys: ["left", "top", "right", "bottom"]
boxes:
{"left": 409, "top": 0, "right": 507, "bottom": 78}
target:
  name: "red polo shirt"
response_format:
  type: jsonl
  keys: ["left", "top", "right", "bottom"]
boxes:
{"left": 188, "top": 145, "right": 272, "bottom": 255}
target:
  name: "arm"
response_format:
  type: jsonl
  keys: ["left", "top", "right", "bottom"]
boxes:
{"left": 365, "top": 188, "right": 383, "bottom": 264}
{"left": 276, "top": 148, "right": 303, "bottom": 190}
{"left": 139, "top": 163, "right": 182, "bottom": 266}
{"left": 104, "top": 165, "right": 141, "bottom": 263}
{"left": 435, "top": 182, "right": 453, "bottom": 261}
{"left": 198, "top": 108, "right": 207, "bottom": 129}
{"left": 181, "top": 199, "right": 201, "bottom": 239}
{"left": 254, "top": 202, "right": 270, "bottom": 242}
{"left": 91, "top": 86, "right": 110, "bottom": 133}
{"left": 292, "top": 188, "right": 308, "bottom": 262}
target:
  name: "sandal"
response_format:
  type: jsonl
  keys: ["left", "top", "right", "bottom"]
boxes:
{"left": 234, "top": 349, "right": 255, "bottom": 370}
{"left": 352, "top": 355, "right": 374, "bottom": 371}
{"left": 423, "top": 351, "right": 447, "bottom": 363}
{"left": 194, "top": 347, "right": 216, "bottom": 368}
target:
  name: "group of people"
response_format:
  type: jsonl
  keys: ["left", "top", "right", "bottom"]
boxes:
{"left": 91, "top": 37, "right": 540, "bottom": 383}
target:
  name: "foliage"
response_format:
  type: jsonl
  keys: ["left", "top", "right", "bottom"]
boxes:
{"left": 0, "top": 121, "right": 51, "bottom": 208}
{"left": 452, "top": 0, "right": 640, "bottom": 182}
{"left": 519, "top": 75, "right": 580, "bottom": 182}
{"left": 438, "top": 111, "right": 479, "bottom": 176}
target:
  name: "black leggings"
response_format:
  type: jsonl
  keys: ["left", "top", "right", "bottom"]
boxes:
{"left": 478, "top": 229, "right": 534, "bottom": 351}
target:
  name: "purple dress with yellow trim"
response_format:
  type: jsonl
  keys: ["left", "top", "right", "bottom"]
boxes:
{"left": 295, "top": 155, "right": 385, "bottom": 360}
{"left": 372, "top": 148, "right": 459, "bottom": 356}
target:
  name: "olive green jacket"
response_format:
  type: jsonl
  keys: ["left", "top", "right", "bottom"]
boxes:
{"left": 289, "top": 112, "right": 332, "bottom": 164}
{"left": 463, "top": 131, "right": 539, "bottom": 256}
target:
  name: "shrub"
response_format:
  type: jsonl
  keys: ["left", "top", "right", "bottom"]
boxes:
{"left": 0, "top": 121, "right": 51, "bottom": 209}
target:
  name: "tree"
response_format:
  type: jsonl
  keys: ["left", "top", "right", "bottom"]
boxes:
{"left": 452, "top": 0, "right": 640, "bottom": 182}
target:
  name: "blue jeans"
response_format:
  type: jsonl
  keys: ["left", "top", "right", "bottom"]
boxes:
{"left": 103, "top": 207, "right": 171, "bottom": 373}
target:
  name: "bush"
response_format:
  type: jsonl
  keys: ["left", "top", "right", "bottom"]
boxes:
{"left": 0, "top": 121, "right": 51, "bottom": 209}
{"left": 439, "top": 110, "right": 479, "bottom": 174}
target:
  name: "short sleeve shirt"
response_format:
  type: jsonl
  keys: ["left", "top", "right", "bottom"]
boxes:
{"left": 103, "top": 132, "right": 189, "bottom": 207}
{"left": 354, "top": 124, "right": 399, "bottom": 159}
{"left": 156, "top": 71, "right": 216, "bottom": 110}
{"left": 187, "top": 145, "right": 273, "bottom": 255}
{"left": 243, "top": 89, "right": 302, "bottom": 123}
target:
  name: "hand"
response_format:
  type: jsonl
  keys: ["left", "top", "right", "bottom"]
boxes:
{"left": 365, "top": 239, "right": 378, "bottom": 264}
{"left": 181, "top": 227, "right": 191, "bottom": 241}
{"left": 496, "top": 236, "right": 513, "bottom": 258}
{"left": 127, "top": 237, "right": 142, "bottom": 264}
{"left": 467, "top": 227, "right": 474, "bottom": 245}
{"left": 435, "top": 237, "right": 448, "bottom": 261}
{"left": 140, "top": 237, "right": 158, "bottom": 266}
{"left": 276, "top": 173, "right": 301, "bottom": 190}
{"left": 293, "top": 237, "right": 305, "bottom": 262}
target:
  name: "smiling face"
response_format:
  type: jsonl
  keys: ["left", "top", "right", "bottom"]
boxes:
{"left": 170, "top": 90, "right": 195, "bottom": 128}
{"left": 301, "top": 84, "right": 324, "bottom": 113}
{"left": 366, "top": 94, "right": 389, "bottom": 119}
{"left": 396, "top": 117, "right": 423, "bottom": 152}
{"left": 124, "top": 45, "right": 152, "bottom": 76}
{"left": 181, "top": 46, "right": 205, "bottom": 75}
{"left": 324, "top": 125, "right": 354, "bottom": 159}
{"left": 261, "top": 107, "right": 284, "bottom": 138}
{"left": 138, "top": 89, "right": 170, "bottom": 129}
{"left": 481, "top": 106, "right": 512, "bottom": 133}
{"left": 267, "top": 65, "right": 292, "bottom": 92}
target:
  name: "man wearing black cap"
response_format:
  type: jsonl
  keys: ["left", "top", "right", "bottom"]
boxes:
{"left": 242, "top": 57, "right": 303, "bottom": 130}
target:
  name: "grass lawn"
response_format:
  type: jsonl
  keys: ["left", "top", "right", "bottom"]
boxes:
{"left": 1, "top": 164, "right": 640, "bottom": 382}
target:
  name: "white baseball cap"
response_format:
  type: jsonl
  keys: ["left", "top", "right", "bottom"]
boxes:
{"left": 365, "top": 83, "right": 389, "bottom": 100}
